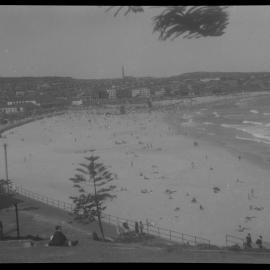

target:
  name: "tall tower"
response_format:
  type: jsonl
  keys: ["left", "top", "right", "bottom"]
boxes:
{"left": 122, "top": 65, "right": 125, "bottom": 79}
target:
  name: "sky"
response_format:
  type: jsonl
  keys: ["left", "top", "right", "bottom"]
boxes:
{"left": 0, "top": 5, "right": 270, "bottom": 79}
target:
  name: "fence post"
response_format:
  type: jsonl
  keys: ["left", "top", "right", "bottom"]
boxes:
{"left": 169, "top": 230, "right": 171, "bottom": 241}
{"left": 194, "top": 236, "right": 197, "bottom": 245}
{"left": 225, "top": 234, "right": 227, "bottom": 248}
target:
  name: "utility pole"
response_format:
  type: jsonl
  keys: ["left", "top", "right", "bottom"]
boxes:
{"left": 14, "top": 203, "right": 20, "bottom": 239}
{"left": 3, "top": 143, "right": 9, "bottom": 193}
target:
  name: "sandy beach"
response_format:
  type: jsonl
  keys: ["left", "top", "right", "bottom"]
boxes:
{"left": 1, "top": 93, "right": 270, "bottom": 246}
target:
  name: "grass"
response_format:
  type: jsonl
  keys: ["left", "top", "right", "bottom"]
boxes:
{"left": 2, "top": 193, "right": 270, "bottom": 262}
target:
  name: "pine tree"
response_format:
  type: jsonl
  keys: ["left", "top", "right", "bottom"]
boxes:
{"left": 69, "top": 151, "right": 116, "bottom": 240}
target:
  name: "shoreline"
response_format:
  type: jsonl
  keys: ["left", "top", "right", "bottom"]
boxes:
{"left": 2, "top": 92, "right": 270, "bottom": 246}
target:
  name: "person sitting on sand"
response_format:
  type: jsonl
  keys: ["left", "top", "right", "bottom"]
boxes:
{"left": 48, "top": 225, "right": 78, "bottom": 247}
{"left": 256, "top": 235, "right": 263, "bottom": 249}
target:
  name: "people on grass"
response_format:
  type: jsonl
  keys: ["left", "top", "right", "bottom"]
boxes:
{"left": 48, "top": 225, "right": 78, "bottom": 247}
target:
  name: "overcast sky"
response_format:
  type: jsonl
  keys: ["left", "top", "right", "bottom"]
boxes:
{"left": 0, "top": 6, "right": 270, "bottom": 79}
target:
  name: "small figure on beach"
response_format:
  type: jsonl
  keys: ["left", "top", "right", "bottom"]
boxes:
{"left": 135, "top": 221, "right": 139, "bottom": 234}
{"left": 191, "top": 162, "right": 195, "bottom": 169}
{"left": 245, "top": 233, "right": 252, "bottom": 248}
{"left": 236, "top": 178, "right": 244, "bottom": 183}
{"left": 139, "top": 221, "right": 144, "bottom": 235}
{"left": 122, "top": 221, "right": 130, "bottom": 233}
{"left": 256, "top": 235, "right": 263, "bottom": 249}
{"left": 237, "top": 225, "right": 249, "bottom": 232}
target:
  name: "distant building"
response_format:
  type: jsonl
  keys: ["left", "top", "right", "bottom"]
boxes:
{"left": 107, "top": 87, "right": 117, "bottom": 99}
{"left": 200, "top": 78, "right": 220, "bottom": 82}
{"left": 71, "top": 99, "right": 83, "bottom": 106}
{"left": 0, "top": 105, "right": 23, "bottom": 114}
{"left": 15, "top": 91, "right": 25, "bottom": 96}
{"left": 154, "top": 89, "right": 166, "bottom": 97}
{"left": 7, "top": 99, "right": 39, "bottom": 106}
{"left": 131, "top": 88, "right": 151, "bottom": 98}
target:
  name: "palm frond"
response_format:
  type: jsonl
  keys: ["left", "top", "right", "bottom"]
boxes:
{"left": 152, "top": 6, "right": 229, "bottom": 40}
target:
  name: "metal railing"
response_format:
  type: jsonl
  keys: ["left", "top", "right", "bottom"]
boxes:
{"left": 225, "top": 234, "right": 245, "bottom": 248}
{"left": 8, "top": 183, "right": 211, "bottom": 247}
{"left": 12, "top": 184, "right": 74, "bottom": 213}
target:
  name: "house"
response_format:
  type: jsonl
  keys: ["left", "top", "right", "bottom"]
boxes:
{"left": 15, "top": 91, "right": 25, "bottom": 96}
{"left": 107, "top": 87, "right": 117, "bottom": 99}
{"left": 7, "top": 99, "right": 39, "bottom": 106}
{"left": 0, "top": 105, "right": 24, "bottom": 114}
{"left": 154, "top": 89, "right": 166, "bottom": 97}
{"left": 72, "top": 99, "right": 83, "bottom": 106}
{"left": 200, "top": 78, "right": 220, "bottom": 83}
{"left": 0, "top": 102, "right": 40, "bottom": 115}
{"left": 131, "top": 88, "right": 151, "bottom": 98}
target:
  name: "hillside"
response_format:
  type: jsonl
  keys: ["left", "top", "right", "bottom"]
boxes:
{"left": 1, "top": 185, "right": 270, "bottom": 262}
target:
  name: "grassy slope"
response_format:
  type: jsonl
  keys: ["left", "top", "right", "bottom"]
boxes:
{"left": 1, "top": 194, "right": 270, "bottom": 262}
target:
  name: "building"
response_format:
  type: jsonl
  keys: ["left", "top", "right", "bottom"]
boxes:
{"left": 107, "top": 87, "right": 117, "bottom": 99}
{"left": 0, "top": 105, "right": 24, "bottom": 114}
{"left": 200, "top": 78, "right": 220, "bottom": 83}
{"left": 71, "top": 99, "right": 83, "bottom": 106}
{"left": 154, "top": 89, "right": 166, "bottom": 97}
{"left": 131, "top": 88, "right": 151, "bottom": 98}
{"left": 0, "top": 102, "right": 40, "bottom": 115}
{"left": 7, "top": 99, "right": 39, "bottom": 106}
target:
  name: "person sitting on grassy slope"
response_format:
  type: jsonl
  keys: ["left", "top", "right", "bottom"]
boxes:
{"left": 48, "top": 225, "right": 78, "bottom": 247}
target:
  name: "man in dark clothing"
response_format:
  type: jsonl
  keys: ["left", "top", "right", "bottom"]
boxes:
{"left": 135, "top": 221, "right": 139, "bottom": 234}
{"left": 48, "top": 225, "right": 78, "bottom": 247}
{"left": 245, "top": 233, "right": 252, "bottom": 248}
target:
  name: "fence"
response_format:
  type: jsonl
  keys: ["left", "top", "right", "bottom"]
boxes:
{"left": 8, "top": 183, "right": 211, "bottom": 247}
{"left": 11, "top": 184, "right": 74, "bottom": 213}
{"left": 225, "top": 234, "right": 245, "bottom": 248}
